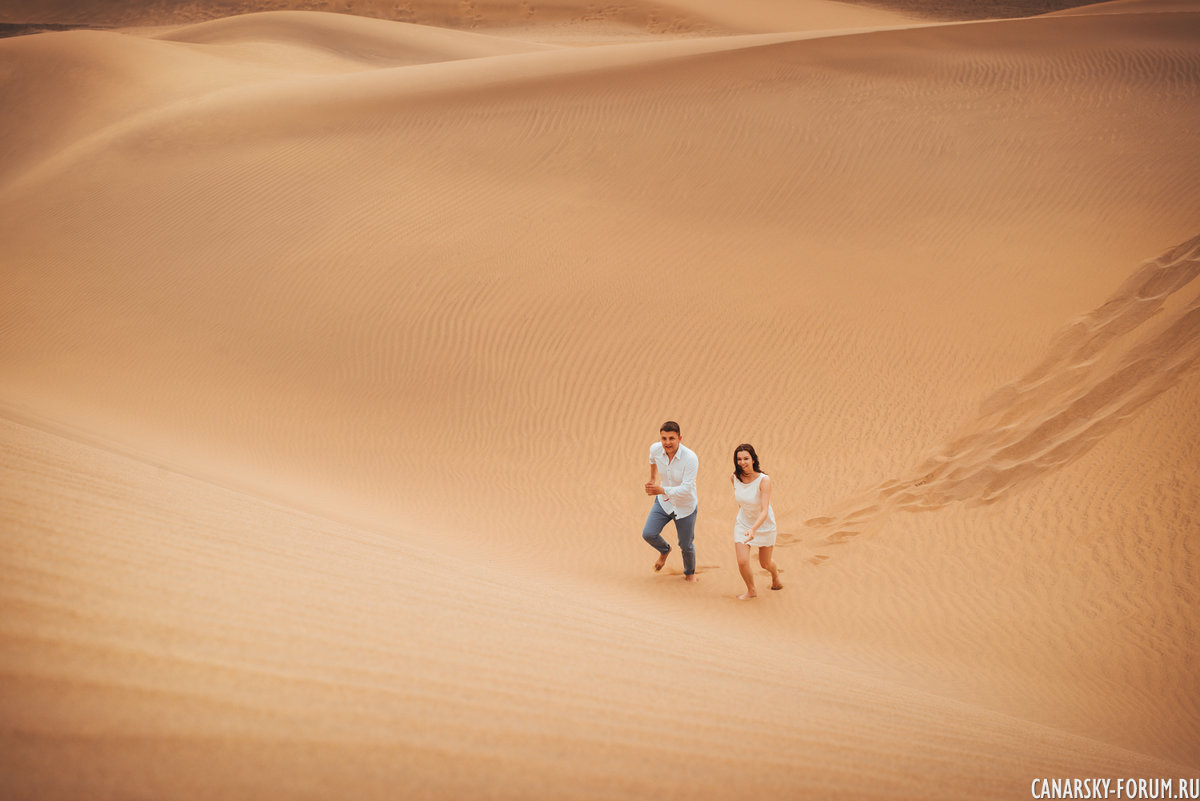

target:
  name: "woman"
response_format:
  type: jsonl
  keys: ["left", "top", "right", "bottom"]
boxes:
{"left": 731, "top": 443, "right": 782, "bottom": 599}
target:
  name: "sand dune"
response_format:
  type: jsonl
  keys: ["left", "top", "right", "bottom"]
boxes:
{"left": 2, "top": 414, "right": 1191, "bottom": 800}
{"left": 2, "top": 0, "right": 1199, "bottom": 796}
{"left": 0, "top": 0, "right": 917, "bottom": 35}
{"left": 151, "top": 10, "right": 562, "bottom": 59}
{"left": 1050, "top": 0, "right": 1200, "bottom": 13}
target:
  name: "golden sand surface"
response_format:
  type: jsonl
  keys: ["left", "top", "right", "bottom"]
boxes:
{"left": 2, "top": 0, "right": 1198, "bottom": 797}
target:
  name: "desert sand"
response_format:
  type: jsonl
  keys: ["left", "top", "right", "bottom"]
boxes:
{"left": 1, "top": 0, "right": 1198, "bottom": 797}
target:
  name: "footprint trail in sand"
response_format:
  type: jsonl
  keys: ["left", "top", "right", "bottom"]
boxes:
{"left": 801, "top": 233, "right": 1200, "bottom": 549}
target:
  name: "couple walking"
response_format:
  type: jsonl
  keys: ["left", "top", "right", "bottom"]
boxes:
{"left": 641, "top": 421, "right": 783, "bottom": 599}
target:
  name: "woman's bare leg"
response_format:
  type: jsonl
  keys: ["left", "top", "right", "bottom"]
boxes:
{"left": 736, "top": 542, "right": 756, "bottom": 599}
{"left": 759, "top": 545, "right": 782, "bottom": 590}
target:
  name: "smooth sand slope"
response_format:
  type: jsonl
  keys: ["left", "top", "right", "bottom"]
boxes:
{"left": 2, "top": 0, "right": 1199, "bottom": 797}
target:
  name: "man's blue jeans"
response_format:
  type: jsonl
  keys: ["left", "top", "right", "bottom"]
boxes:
{"left": 642, "top": 500, "right": 697, "bottom": 576}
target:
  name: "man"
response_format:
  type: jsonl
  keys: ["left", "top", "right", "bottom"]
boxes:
{"left": 642, "top": 420, "right": 699, "bottom": 582}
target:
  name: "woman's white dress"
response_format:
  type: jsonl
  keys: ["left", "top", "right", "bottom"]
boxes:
{"left": 733, "top": 473, "right": 776, "bottom": 547}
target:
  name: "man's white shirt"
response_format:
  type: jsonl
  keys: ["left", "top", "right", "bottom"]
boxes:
{"left": 649, "top": 442, "right": 699, "bottom": 517}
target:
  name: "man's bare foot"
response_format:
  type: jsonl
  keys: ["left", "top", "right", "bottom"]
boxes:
{"left": 770, "top": 583, "right": 783, "bottom": 590}
{"left": 654, "top": 550, "right": 669, "bottom": 572}
{"left": 684, "top": 574, "right": 700, "bottom": 582}
{"left": 737, "top": 591, "right": 756, "bottom": 600}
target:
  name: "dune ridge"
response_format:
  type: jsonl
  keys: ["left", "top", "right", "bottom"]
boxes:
{"left": 1050, "top": 0, "right": 1200, "bottom": 13}
{"left": 0, "top": 0, "right": 917, "bottom": 35}
{"left": 150, "top": 9, "right": 563, "bottom": 58}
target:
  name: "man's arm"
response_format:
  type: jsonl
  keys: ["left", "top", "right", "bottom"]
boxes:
{"left": 645, "top": 446, "right": 662, "bottom": 496}
{"left": 645, "top": 462, "right": 661, "bottom": 496}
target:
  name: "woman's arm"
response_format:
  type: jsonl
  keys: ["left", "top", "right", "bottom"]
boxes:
{"left": 749, "top": 475, "right": 773, "bottom": 533}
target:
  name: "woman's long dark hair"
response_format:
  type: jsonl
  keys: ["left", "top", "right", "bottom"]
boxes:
{"left": 733, "top": 443, "right": 761, "bottom": 480}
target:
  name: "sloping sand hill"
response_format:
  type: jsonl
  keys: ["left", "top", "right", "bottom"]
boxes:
{"left": 2, "top": 0, "right": 1198, "bottom": 797}
{"left": 0, "top": 0, "right": 916, "bottom": 34}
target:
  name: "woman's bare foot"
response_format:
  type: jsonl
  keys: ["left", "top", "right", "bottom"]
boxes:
{"left": 654, "top": 550, "right": 669, "bottom": 572}
{"left": 684, "top": 574, "right": 700, "bottom": 582}
{"left": 737, "top": 591, "right": 757, "bottom": 600}
{"left": 770, "top": 582, "right": 783, "bottom": 590}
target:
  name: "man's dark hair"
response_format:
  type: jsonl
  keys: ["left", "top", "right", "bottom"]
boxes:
{"left": 660, "top": 421, "right": 681, "bottom": 435}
